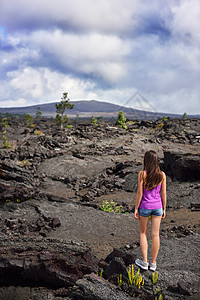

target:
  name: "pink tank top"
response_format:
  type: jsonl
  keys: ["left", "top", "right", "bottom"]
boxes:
{"left": 139, "top": 172, "right": 163, "bottom": 210}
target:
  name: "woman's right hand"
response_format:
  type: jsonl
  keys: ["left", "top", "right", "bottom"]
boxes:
{"left": 162, "top": 210, "right": 166, "bottom": 219}
{"left": 134, "top": 209, "right": 140, "bottom": 219}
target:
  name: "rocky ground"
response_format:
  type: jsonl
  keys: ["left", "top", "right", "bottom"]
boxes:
{"left": 0, "top": 116, "right": 200, "bottom": 299}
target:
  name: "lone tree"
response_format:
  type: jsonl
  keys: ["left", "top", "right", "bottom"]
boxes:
{"left": 182, "top": 112, "right": 188, "bottom": 120}
{"left": 36, "top": 107, "right": 42, "bottom": 119}
{"left": 55, "top": 92, "right": 74, "bottom": 130}
{"left": 116, "top": 111, "right": 127, "bottom": 129}
{"left": 25, "top": 113, "right": 34, "bottom": 127}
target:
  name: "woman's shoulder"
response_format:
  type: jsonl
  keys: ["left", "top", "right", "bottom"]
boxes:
{"left": 160, "top": 171, "right": 166, "bottom": 181}
{"left": 139, "top": 169, "right": 145, "bottom": 174}
{"left": 139, "top": 170, "right": 146, "bottom": 180}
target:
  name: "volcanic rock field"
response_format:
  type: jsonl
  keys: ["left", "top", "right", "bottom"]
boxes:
{"left": 0, "top": 116, "right": 199, "bottom": 299}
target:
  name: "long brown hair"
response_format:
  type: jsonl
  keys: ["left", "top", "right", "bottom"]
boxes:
{"left": 143, "top": 150, "right": 163, "bottom": 190}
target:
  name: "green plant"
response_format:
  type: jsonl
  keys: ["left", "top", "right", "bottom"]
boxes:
{"left": 97, "top": 270, "right": 103, "bottom": 277}
{"left": 126, "top": 121, "right": 135, "bottom": 125}
{"left": 154, "top": 287, "right": 162, "bottom": 300}
{"left": 116, "top": 111, "right": 127, "bottom": 129}
{"left": 117, "top": 274, "right": 123, "bottom": 286}
{"left": 128, "top": 266, "right": 143, "bottom": 289}
{"left": 182, "top": 112, "right": 188, "bottom": 120}
{"left": 66, "top": 125, "right": 72, "bottom": 129}
{"left": 97, "top": 116, "right": 104, "bottom": 123}
{"left": 100, "top": 200, "right": 122, "bottom": 213}
{"left": 25, "top": 113, "right": 34, "bottom": 127}
{"left": 3, "top": 131, "right": 11, "bottom": 148}
{"left": 55, "top": 92, "right": 74, "bottom": 130}
{"left": 18, "top": 159, "right": 32, "bottom": 168}
{"left": 102, "top": 265, "right": 162, "bottom": 299}
{"left": 91, "top": 115, "right": 97, "bottom": 126}
{"left": 2, "top": 118, "right": 9, "bottom": 128}
{"left": 162, "top": 115, "right": 168, "bottom": 122}
{"left": 34, "top": 129, "right": 44, "bottom": 136}
{"left": 155, "top": 123, "right": 164, "bottom": 130}
{"left": 16, "top": 199, "right": 20, "bottom": 203}
{"left": 36, "top": 107, "right": 42, "bottom": 119}
{"left": 152, "top": 272, "right": 158, "bottom": 285}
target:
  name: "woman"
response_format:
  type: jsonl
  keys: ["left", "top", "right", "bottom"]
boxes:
{"left": 134, "top": 150, "right": 167, "bottom": 271}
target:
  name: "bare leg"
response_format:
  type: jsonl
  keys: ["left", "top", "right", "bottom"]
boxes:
{"left": 139, "top": 216, "right": 149, "bottom": 263}
{"left": 151, "top": 215, "right": 162, "bottom": 264}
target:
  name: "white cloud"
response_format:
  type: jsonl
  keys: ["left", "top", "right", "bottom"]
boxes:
{"left": 3, "top": 67, "right": 96, "bottom": 106}
{"left": 152, "top": 89, "right": 200, "bottom": 115}
{"left": 21, "top": 29, "right": 131, "bottom": 83}
{"left": 0, "top": 0, "right": 199, "bottom": 115}
{"left": 8, "top": 68, "right": 45, "bottom": 98}
{"left": 0, "top": 0, "right": 140, "bottom": 34}
{"left": 29, "top": 29, "right": 130, "bottom": 61}
{"left": 0, "top": 98, "right": 27, "bottom": 107}
{"left": 165, "top": 0, "right": 200, "bottom": 44}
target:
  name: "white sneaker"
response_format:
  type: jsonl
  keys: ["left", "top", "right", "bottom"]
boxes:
{"left": 135, "top": 258, "right": 149, "bottom": 270}
{"left": 149, "top": 262, "right": 157, "bottom": 271}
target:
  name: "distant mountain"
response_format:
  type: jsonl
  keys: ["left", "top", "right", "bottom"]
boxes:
{"left": 0, "top": 100, "right": 199, "bottom": 120}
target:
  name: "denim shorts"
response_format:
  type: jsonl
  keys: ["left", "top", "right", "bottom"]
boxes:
{"left": 138, "top": 207, "right": 163, "bottom": 217}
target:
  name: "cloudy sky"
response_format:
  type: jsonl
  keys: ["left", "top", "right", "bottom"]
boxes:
{"left": 0, "top": 0, "right": 199, "bottom": 114}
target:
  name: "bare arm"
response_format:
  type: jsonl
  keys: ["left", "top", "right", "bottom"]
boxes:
{"left": 161, "top": 172, "right": 167, "bottom": 218}
{"left": 134, "top": 171, "right": 144, "bottom": 219}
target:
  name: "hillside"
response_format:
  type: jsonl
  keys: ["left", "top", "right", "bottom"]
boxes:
{"left": 0, "top": 99, "right": 192, "bottom": 120}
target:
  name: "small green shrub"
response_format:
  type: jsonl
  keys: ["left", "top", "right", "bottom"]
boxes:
{"left": 117, "top": 274, "right": 123, "bottom": 286}
{"left": 18, "top": 159, "right": 32, "bottom": 168}
{"left": 91, "top": 115, "right": 97, "bottom": 126}
{"left": 25, "top": 113, "right": 34, "bottom": 127}
{"left": 152, "top": 272, "right": 158, "bottom": 285}
{"left": 2, "top": 118, "right": 10, "bottom": 128}
{"left": 116, "top": 111, "right": 127, "bottom": 129}
{"left": 155, "top": 123, "right": 164, "bottom": 130}
{"left": 154, "top": 287, "right": 162, "bottom": 300}
{"left": 128, "top": 266, "right": 143, "bottom": 289}
{"left": 97, "top": 270, "right": 103, "bottom": 277}
{"left": 182, "top": 112, "right": 188, "bottom": 120}
{"left": 100, "top": 200, "right": 122, "bottom": 213}
{"left": 66, "top": 125, "right": 72, "bottom": 129}
{"left": 162, "top": 115, "right": 168, "bottom": 122}
{"left": 36, "top": 107, "right": 42, "bottom": 119}
{"left": 103, "top": 265, "right": 162, "bottom": 299}
{"left": 3, "top": 132, "right": 11, "bottom": 148}
{"left": 97, "top": 116, "right": 104, "bottom": 123}
{"left": 34, "top": 129, "right": 44, "bottom": 136}
{"left": 126, "top": 121, "right": 135, "bottom": 125}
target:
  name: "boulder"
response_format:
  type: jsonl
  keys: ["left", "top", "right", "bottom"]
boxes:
{"left": 163, "top": 150, "right": 200, "bottom": 181}
{"left": 36, "top": 155, "right": 115, "bottom": 182}
{"left": 0, "top": 236, "right": 98, "bottom": 288}
{"left": 0, "top": 159, "right": 36, "bottom": 201}
{"left": 105, "top": 246, "right": 137, "bottom": 266}
{"left": 103, "top": 257, "right": 127, "bottom": 280}
{"left": 70, "top": 273, "right": 134, "bottom": 300}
